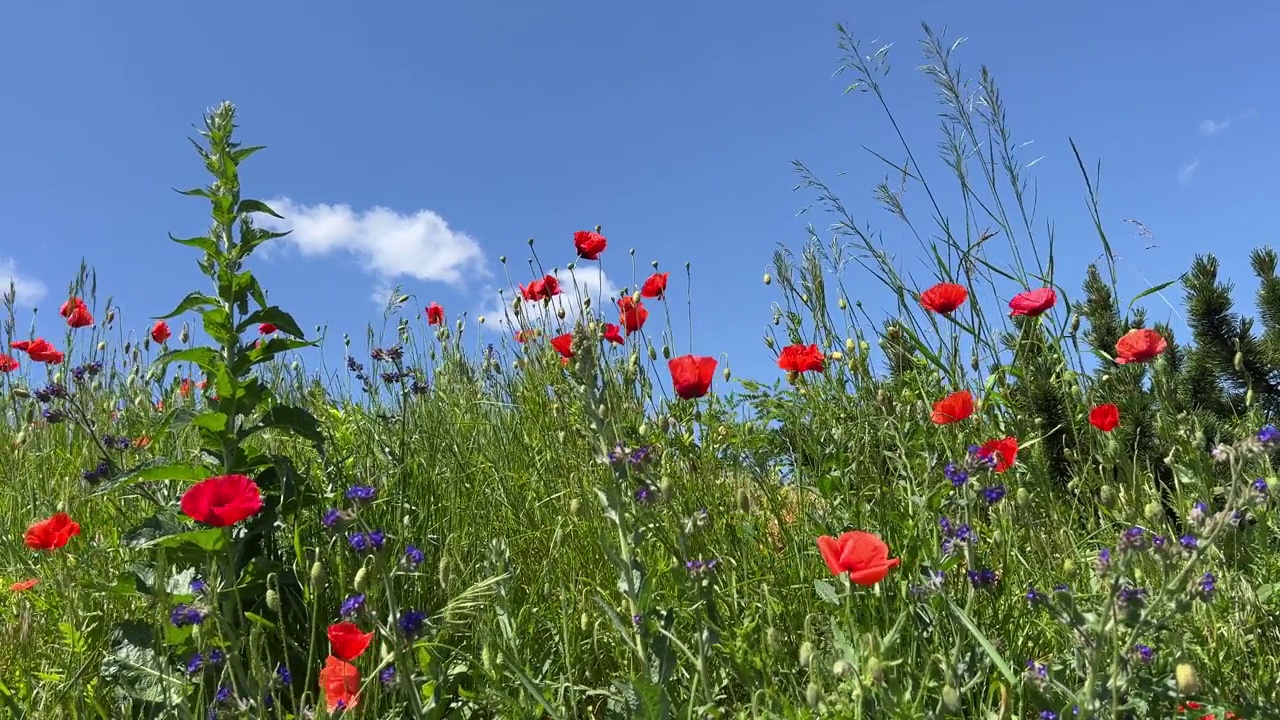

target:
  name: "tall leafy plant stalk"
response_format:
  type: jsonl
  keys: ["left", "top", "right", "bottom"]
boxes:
{"left": 100, "top": 101, "right": 324, "bottom": 711}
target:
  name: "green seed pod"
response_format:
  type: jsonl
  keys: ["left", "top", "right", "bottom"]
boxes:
{"left": 661, "top": 344, "right": 671, "bottom": 359}
{"left": 941, "top": 685, "right": 962, "bottom": 713}
{"left": 1234, "top": 351, "right": 1245, "bottom": 371}
{"left": 354, "top": 566, "right": 370, "bottom": 592}
{"left": 648, "top": 345, "right": 657, "bottom": 361}
{"left": 105, "top": 309, "right": 116, "bottom": 324}
{"left": 659, "top": 476, "right": 675, "bottom": 498}
{"left": 1016, "top": 487, "right": 1031, "bottom": 508}
{"left": 97, "top": 341, "right": 107, "bottom": 352}
{"left": 1099, "top": 486, "right": 1116, "bottom": 509}
{"left": 1144, "top": 501, "right": 1164, "bottom": 523}
{"left": 832, "top": 660, "right": 852, "bottom": 678}
{"left": 763, "top": 273, "right": 772, "bottom": 285}
{"left": 838, "top": 297, "right": 847, "bottom": 310}
{"left": 1070, "top": 314, "right": 1081, "bottom": 334}
{"left": 580, "top": 612, "right": 590, "bottom": 632}
{"left": 265, "top": 573, "right": 281, "bottom": 613}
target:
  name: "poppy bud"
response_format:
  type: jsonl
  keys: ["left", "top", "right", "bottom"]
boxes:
{"left": 1071, "top": 314, "right": 1081, "bottom": 334}
{"left": 800, "top": 294, "right": 809, "bottom": 304}
{"left": 805, "top": 683, "right": 821, "bottom": 709}
{"left": 438, "top": 555, "right": 452, "bottom": 588}
{"left": 266, "top": 587, "right": 281, "bottom": 614}
{"left": 722, "top": 367, "right": 731, "bottom": 382}
{"left": 798, "top": 641, "right": 814, "bottom": 668}
{"left": 865, "top": 657, "right": 885, "bottom": 685}
{"left": 526, "top": 237, "right": 535, "bottom": 246}
{"left": 1099, "top": 486, "right": 1116, "bottom": 509}
{"left": 566, "top": 262, "right": 576, "bottom": 271}
{"left": 859, "top": 339, "right": 870, "bottom": 355}
{"left": 1235, "top": 350, "right": 1245, "bottom": 371}
{"left": 354, "top": 566, "right": 370, "bottom": 592}
{"left": 766, "top": 627, "right": 781, "bottom": 652}
{"left": 829, "top": 351, "right": 843, "bottom": 362}
{"left": 832, "top": 660, "right": 852, "bottom": 678}
{"left": 97, "top": 341, "right": 107, "bottom": 352}
{"left": 632, "top": 291, "right": 641, "bottom": 305}
{"left": 660, "top": 477, "right": 675, "bottom": 498}
{"left": 737, "top": 488, "right": 752, "bottom": 512}
{"left": 786, "top": 370, "right": 799, "bottom": 385}
{"left": 13, "top": 431, "right": 26, "bottom": 447}
{"left": 1247, "top": 387, "right": 1255, "bottom": 406}
{"left": 557, "top": 308, "right": 566, "bottom": 320}
{"left": 499, "top": 255, "right": 507, "bottom": 263}
{"left": 886, "top": 325, "right": 901, "bottom": 340}
{"left": 1016, "top": 487, "right": 1031, "bottom": 508}
{"left": 941, "top": 685, "right": 962, "bottom": 712}
{"left": 971, "top": 354, "right": 979, "bottom": 371}
{"left": 309, "top": 561, "right": 326, "bottom": 593}
{"left": 837, "top": 297, "right": 847, "bottom": 310}
{"left": 661, "top": 345, "right": 671, "bottom": 359}
{"left": 343, "top": 334, "right": 350, "bottom": 347}
{"left": 764, "top": 336, "right": 775, "bottom": 350}
{"left": 569, "top": 498, "right": 582, "bottom": 517}
{"left": 1144, "top": 501, "right": 1163, "bottom": 523}
{"left": 661, "top": 416, "right": 672, "bottom": 433}
{"left": 648, "top": 346, "right": 657, "bottom": 361}
{"left": 763, "top": 273, "right": 771, "bottom": 285}
{"left": 124, "top": 341, "right": 132, "bottom": 354}
{"left": 105, "top": 308, "right": 116, "bottom": 324}
{"left": 582, "top": 297, "right": 591, "bottom": 310}
{"left": 1175, "top": 663, "right": 1199, "bottom": 695}
{"left": 638, "top": 423, "right": 648, "bottom": 435}
{"left": 180, "top": 323, "right": 190, "bottom": 343}
{"left": 478, "top": 315, "right": 486, "bottom": 324}
{"left": 53, "top": 372, "right": 62, "bottom": 384}
{"left": 580, "top": 612, "right": 590, "bottom": 632}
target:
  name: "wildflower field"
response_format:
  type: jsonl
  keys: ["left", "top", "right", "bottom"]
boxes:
{"left": 2, "top": 26, "right": 1278, "bottom": 720}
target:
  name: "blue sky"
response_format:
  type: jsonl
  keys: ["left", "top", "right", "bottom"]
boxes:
{"left": 1, "top": 0, "right": 1276, "bottom": 390}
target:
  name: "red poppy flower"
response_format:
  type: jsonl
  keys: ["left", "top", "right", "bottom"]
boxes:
{"left": 197, "top": 379, "right": 208, "bottom": 390}
{"left": 1115, "top": 328, "right": 1167, "bottom": 365}
{"left": 551, "top": 333, "right": 574, "bottom": 359}
{"left": 180, "top": 474, "right": 264, "bottom": 527}
{"left": 520, "top": 274, "right": 562, "bottom": 302}
{"left": 24, "top": 512, "right": 81, "bottom": 551}
{"left": 931, "top": 390, "right": 974, "bottom": 425}
{"left": 24, "top": 338, "right": 63, "bottom": 364}
{"left": 9, "top": 579, "right": 38, "bottom": 592}
{"left": 425, "top": 303, "right": 444, "bottom": 326}
{"left": 1008, "top": 287, "right": 1056, "bottom": 317}
{"left": 151, "top": 321, "right": 172, "bottom": 344}
{"left": 327, "top": 622, "right": 374, "bottom": 661}
{"left": 668, "top": 355, "right": 716, "bottom": 399}
{"left": 10, "top": 340, "right": 30, "bottom": 352}
{"left": 641, "top": 272, "right": 669, "bottom": 299}
{"left": 618, "top": 297, "right": 649, "bottom": 334}
{"left": 319, "top": 655, "right": 360, "bottom": 712}
{"left": 258, "top": 322, "right": 277, "bottom": 335}
{"left": 977, "top": 437, "right": 1019, "bottom": 472}
{"left": 816, "top": 531, "right": 900, "bottom": 586}
{"left": 0, "top": 354, "right": 17, "bottom": 373}
{"left": 573, "top": 230, "right": 608, "bottom": 260}
{"left": 64, "top": 298, "right": 94, "bottom": 328}
{"left": 135, "top": 436, "right": 152, "bottom": 448}
{"left": 602, "top": 323, "right": 624, "bottom": 345}
{"left": 179, "top": 378, "right": 193, "bottom": 397}
{"left": 1089, "top": 403, "right": 1120, "bottom": 432}
{"left": 777, "top": 344, "right": 825, "bottom": 373}
{"left": 920, "top": 283, "right": 968, "bottom": 314}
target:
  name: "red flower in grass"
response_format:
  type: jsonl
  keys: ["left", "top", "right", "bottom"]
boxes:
{"left": 319, "top": 655, "right": 360, "bottom": 712}
{"left": 179, "top": 378, "right": 193, "bottom": 397}
{"left": 9, "top": 579, "right": 38, "bottom": 592}
{"left": 602, "top": 323, "right": 624, "bottom": 345}
{"left": 668, "top": 355, "right": 717, "bottom": 399}
{"left": 151, "top": 321, "right": 171, "bottom": 344}
{"left": 258, "top": 322, "right": 277, "bottom": 335}
{"left": 618, "top": 296, "right": 649, "bottom": 334}
{"left": 520, "top": 275, "right": 562, "bottom": 302}
{"left": 24, "top": 338, "right": 63, "bottom": 364}
{"left": 777, "top": 344, "right": 825, "bottom": 374}
{"left": 551, "top": 333, "right": 574, "bottom": 359}
{"left": 977, "top": 437, "right": 1019, "bottom": 473}
{"left": 1089, "top": 403, "right": 1120, "bottom": 432}
{"left": 327, "top": 622, "right": 374, "bottom": 661}
{"left": 10, "top": 340, "right": 30, "bottom": 352}
{"left": 1008, "top": 287, "right": 1056, "bottom": 317}
{"left": 1115, "top": 328, "right": 1167, "bottom": 365}
{"left": 816, "top": 531, "right": 900, "bottom": 586}
{"left": 573, "top": 230, "right": 608, "bottom": 260}
{"left": 180, "top": 474, "right": 264, "bottom": 527}
{"left": 425, "top": 303, "right": 444, "bottom": 326}
{"left": 24, "top": 512, "right": 81, "bottom": 551}
{"left": 62, "top": 298, "right": 94, "bottom": 328}
{"left": 641, "top": 272, "right": 669, "bottom": 299}
{"left": 1177, "top": 702, "right": 1239, "bottom": 720}
{"left": 920, "top": 283, "right": 968, "bottom": 314}
{"left": 0, "top": 354, "right": 17, "bottom": 373}
{"left": 514, "top": 329, "right": 540, "bottom": 343}
{"left": 931, "top": 390, "right": 974, "bottom": 425}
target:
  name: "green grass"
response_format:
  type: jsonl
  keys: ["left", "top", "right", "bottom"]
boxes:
{"left": 1, "top": 23, "right": 1277, "bottom": 720}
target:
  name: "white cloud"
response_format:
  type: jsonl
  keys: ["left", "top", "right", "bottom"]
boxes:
{"left": 1177, "top": 159, "right": 1200, "bottom": 186}
{"left": 479, "top": 267, "right": 623, "bottom": 333}
{"left": 258, "top": 198, "right": 488, "bottom": 288}
{"left": 0, "top": 259, "right": 46, "bottom": 307}
{"left": 1198, "top": 119, "right": 1230, "bottom": 137}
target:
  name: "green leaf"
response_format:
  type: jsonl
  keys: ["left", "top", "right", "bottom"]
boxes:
{"left": 152, "top": 528, "right": 227, "bottom": 552}
{"left": 174, "top": 186, "right": 212, "bottom": 199}
{"left": 100, "top": 621, "right": 184, "bottom": 706}
{"left": 235, "top": 226, "right": 291, "bottom": 260}
{"left": 813, "top": 579, "right": 842, "bottom": 606}
{"left": 237, "top": 306, "right": 305, "bottom": 338}
{"left": 1126, "top": 275, "right": 1185, "bottom": 313}
{"left": 946, "top": 597, "right": 1019, "bottom": 687}
{"left": 241, "top": 404, "right": 323, "bottom": 445}
{"left": 190, "top": 411, "right": 229, "bottom": 435}
{"left": 155, "top": 291, "right": 220, "bottom": 320}
{"left": 236, "top": 198, "right": 283, "bottom": 219}
{"left": 244, "top": 612, "right": 277, "bottom": 629}
{"left": 121, "top": 513, "right": 185, "bottom": 548}
{"left": 168, "top": 233, "right": 220, "bottom": 256}
{"left": 150, "top": 347, "right": 224, "bottom": 380}
{"left": 93, "top": 460, "right": 211, "bottom": 496}
{"left": 201, "top": 307, "right": 236, "bottom": 347}
{"left": 230, "top": 145, "right": 267, "bottom": 164}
